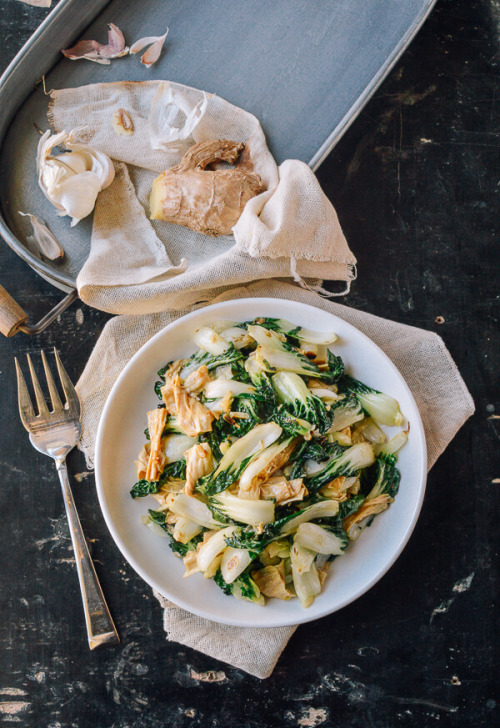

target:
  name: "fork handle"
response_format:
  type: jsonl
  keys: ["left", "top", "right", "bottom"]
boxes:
{"left": 56, "top": 459, "right": 120, "bottom": 649}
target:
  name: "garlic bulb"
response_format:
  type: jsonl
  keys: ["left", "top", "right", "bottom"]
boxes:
{"left": 36, "top": 130, "right": 115, "bottom": 227}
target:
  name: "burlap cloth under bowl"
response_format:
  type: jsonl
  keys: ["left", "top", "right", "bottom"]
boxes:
{"left": 76, "top": 280, "right": 475, "bottom": 679}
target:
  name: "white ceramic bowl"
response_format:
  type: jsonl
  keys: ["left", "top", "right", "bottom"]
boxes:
{"left": 95, "top": 298, "right": 427, "bottom": 628}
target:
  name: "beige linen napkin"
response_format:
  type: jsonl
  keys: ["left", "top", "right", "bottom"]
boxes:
{"left": 76, "top": 280, "right": 475, "bottom": 679}
{"left": 49, "top": 81, "right": 356, "bottom": 315}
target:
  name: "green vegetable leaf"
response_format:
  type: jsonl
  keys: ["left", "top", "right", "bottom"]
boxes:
{"left": 214, "top": 569, "right": 233, "bottom": 595}
{"left": 130, "top": 460, "right": 186, "bottom": 499}
{"left": 131, "top": 479, "right": 162, "bottom": 498}
{"left": 271, "top": 404, "right": 312, "bottom": 437}
{"left": 305, "top": 443, "right": 375, "bottom": 494}
{"left": 338, "top": 374, "right": 403, "bottom": 426}
{"left": 363, "top": 458, "right": 401, "bottom": 500}
{"left": 320, "top": 350, "right": 345, "bottom": 384}
{"left": 147, "top": 509, "right": 203, "bottom": 557}
{"left": 180, "top": 343, "right": 243, "bottom": 379}
{"left": 198, "top": 453, "right": 254, "bottom": 496}
{"left": 213, "top": 567, "right": 263, "bottom": 603}
{"left": 337, "top": 494, "right": 365, "bottom": 521}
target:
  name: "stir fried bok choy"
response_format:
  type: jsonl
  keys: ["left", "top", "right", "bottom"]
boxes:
{"left": 130, "top": 316, "right": 408, "bottom": 608}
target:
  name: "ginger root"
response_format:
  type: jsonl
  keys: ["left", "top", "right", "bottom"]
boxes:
{"left": 150, "top": 139, "right": 263, "bottom": 236}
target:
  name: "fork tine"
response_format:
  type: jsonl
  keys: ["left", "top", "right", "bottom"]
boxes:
{"left": 41, "top": 350, "right": 63, "bottom": 413}
{"left": 27, "top": 354, "right": 49, "bottom": 418}
{"left": 53, "top": 348, "right": 80, "bottom": 416}
{"left": 15, "top": 357, "right": 36, "bottom": 428}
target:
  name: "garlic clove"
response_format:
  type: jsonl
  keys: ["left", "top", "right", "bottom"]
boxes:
{"left": 52, "top": 152, "right": 88, "bottom": 176}
{"left": 65, "top": 144, "right": 115, "bottom": 189}
{"left": 111, "top": 108, "right": 134, "bottom": 135}
{"left": 50, "top": 171, "right": 103, "bottom": 227}
{"left": 18, "top": 212, "right": 64, "bottom": 260}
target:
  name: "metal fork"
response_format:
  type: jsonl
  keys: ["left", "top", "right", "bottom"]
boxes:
{"left": 15, "top": 350, "right": 119, "bottom": 650}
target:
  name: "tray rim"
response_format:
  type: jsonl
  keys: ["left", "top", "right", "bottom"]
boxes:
{"left": 308, "top": 0, "right": 438, "bottom": 170}
{"left": 0, "top": 0, "right": 437, "bottom": 291}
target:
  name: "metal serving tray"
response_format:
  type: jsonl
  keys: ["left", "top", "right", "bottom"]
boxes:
{"left": 0, "top": 0, "right": 436, "bottom": 330}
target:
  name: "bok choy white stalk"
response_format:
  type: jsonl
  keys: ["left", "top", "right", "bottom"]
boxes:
{"left": 220, "top": 546, "right": 253, "bottom": 583}
{"left": 248, "top": 318, "right": 337, "bottom": 346}
{"left": 294, "top": 523, "right": 346, "bottom": 555}
{"left": 280, "top": 500, "right": 339, "bottom": 536}
{"left": 210, "top": 491, "right": 275, "bottom": 527}
{"left": 197, "top": 527, "right": 236, "bottom": 573}
{"left": 326, "top": 396, "right": 365, "bottom": 433}
{"left": 204, "top": 379, "right": 255, "bottom": 398}
{"left": 198, "top": 423, "right": 282, "bottom": 495}
{"left": 238, "top": 437, "right": 295, "bottom": 492}
{"left": 194, "top": 326, "right": 230, "bottom": 355}
{"left": 306, "top": 442, "right": 375, "bottom": 493}
{"left": 169, "top": 493, "right": 222, "bottom": 529}
{"left": 220, "top": 327, "right": 254, "bottom": 349}
{"left": 247, "top": 324, "right": 288, "bottom": 349}
{"left": 291, "top": 540, "right": 321, "bottom": 608}
{"left": 353, "top": 418, "right": 386, "bottom": 445}
{"left": 256, "top": 345, "right": 323, "bottom": 379}
{"left": 374, "top": 428, "right": 409, "bottom": 458}
{"left": 173, "top": 517, "right": 203, "bottom": 544}
{"left": 290, "top": 541, "right": 315, "bottom": 574}
{"left": 163, "top": 434, "right": 196, "bottom": 463}
{"left": 272, "top": 371, "right": 331, "bottom": 433}
{"left": 341, "top": 375, "right": 404, "bottom": 427}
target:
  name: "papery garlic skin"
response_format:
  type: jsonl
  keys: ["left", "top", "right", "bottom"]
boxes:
{"left": 148, "top": 82, "right": 208, "bottom": 151}
{"left": 36, "top": 130, "right": 115, "bottom": 226}
{"left": 130, "top": 28, "right": 169, "bottom": 67}
{"left": 61, "top": 23, "right": 128, "bottom": 65}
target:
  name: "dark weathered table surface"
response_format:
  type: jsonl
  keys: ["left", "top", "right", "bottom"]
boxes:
{"left": 0, "top": 1, "right": 498, "bottom": 726}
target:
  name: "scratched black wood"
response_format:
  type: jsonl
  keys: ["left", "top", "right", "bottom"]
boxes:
{"left": 0, "top": 1, "right": 498, "bottom": 726}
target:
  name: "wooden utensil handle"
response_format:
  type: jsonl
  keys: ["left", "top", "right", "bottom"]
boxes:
{"left": 0, "top": 284, "right": 28, "bottom": 337}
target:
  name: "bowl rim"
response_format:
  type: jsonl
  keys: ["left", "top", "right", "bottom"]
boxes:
{"left": 95, "top": 297, "right": 427, "bottom": 627}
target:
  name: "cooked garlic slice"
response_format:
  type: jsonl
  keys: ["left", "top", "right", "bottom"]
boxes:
{"left": 36, "top": 130, "right": 115, "bottom": 226}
